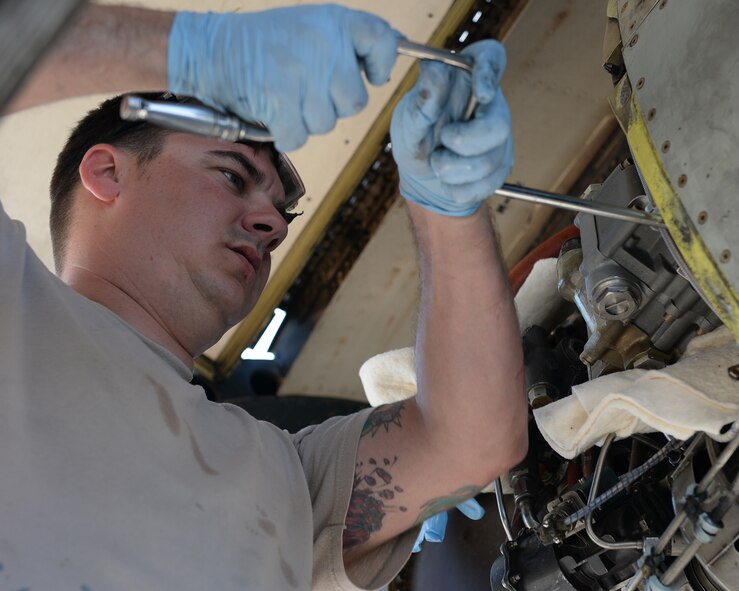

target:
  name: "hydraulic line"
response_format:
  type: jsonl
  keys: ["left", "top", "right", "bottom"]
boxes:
{"left": 624, "top": 423, "right": 739, "bottom": 591}
{"left": 563, "top": 436, "right": 683, "bottom": 527}
{"left": 494, "top": 478, "right": 514, "bottom": 542}
{"left": 585, "top": 434, "right": 644, "bottom": 551}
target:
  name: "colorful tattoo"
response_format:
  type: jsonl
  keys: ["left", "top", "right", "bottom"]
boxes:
{"left": 414, "top": 485, "right": 483, "bottom": 525}
{"left": 343, "top": 456, "right": 407, "bottom": 549}
{"left": 361, "top": 402, "right": 405, "bottom": 438}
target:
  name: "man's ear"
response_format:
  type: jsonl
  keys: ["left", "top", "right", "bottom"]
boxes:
{"left": 78, "top": 144, "right": 131, "bottom": 204}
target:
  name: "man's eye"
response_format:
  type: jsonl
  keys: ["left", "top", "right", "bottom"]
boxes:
{"left": 221, "top": 169, "right": 244, "bottom": 190}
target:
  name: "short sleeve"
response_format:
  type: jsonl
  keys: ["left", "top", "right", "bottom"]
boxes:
{"left": 291, "top": 409, "right": 418, "bottom": 590}
{"left": 0, "top": 199, "right": 30, "bottom": 294}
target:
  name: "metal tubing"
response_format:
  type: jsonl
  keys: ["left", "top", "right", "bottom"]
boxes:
{"left": 494, "top": 478, "right": 514, "bottom": 542}
{"left": 628, "top": 424, "right": 739, "bottom": 589}
{"left": 657, "top": 426, "right": 739, "bottom": 586}
{"left": 397, "top": 39, "right": 478, "bottom": 120}
{"left": 585, "top": 434, "right": 644, "bottom": 551}
{"left": 397, "top": 39, "right": 473, "bottom": 72}
{"left": 494, "top": 184, "right": 666, "bottom": 228}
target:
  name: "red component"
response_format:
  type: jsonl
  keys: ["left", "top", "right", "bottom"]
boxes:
{"left": 508, "top": 225, "right": 580, "bottom": 295}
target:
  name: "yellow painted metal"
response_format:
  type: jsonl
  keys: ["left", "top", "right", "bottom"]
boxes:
{"left": 212, "top": 0, "right": 483, "bottom": 378}
{"left": 194, "top": 355, "right": 216, "bottom": 381}
{"left": 614, "top": 83, "right": 739, "bottom": 340}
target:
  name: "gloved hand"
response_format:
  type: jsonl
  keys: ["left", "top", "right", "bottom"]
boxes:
{"left": 168, "top": 6, "right": 401, "bottom": 152}
{"left": 390, "top": 40, "right": 514, "bottom": 216}
{"left": 412, "top": 498, "right": 485, "bottom": 553}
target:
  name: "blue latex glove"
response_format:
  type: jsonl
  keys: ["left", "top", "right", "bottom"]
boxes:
{"left": 390, "top": 40, "right": 514, "bottom": 216}
{"left": 412, "top": 498, "right": 485, "bottom": 553}
{"left": 168, "top": 6, "right": 401, "bottom": 152}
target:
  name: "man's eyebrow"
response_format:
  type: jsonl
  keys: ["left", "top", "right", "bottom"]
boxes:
{"left": 207, "top": 150, "right": 266, "bottom": 186}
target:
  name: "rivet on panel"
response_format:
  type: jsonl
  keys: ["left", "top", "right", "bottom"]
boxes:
{"left": 678, "top": 174, "right": 687, "bottom": 187}
{"left": 720, "top": 250, "right": 731, "bottom": 263}
{"left": 647, "top": 108, "right": 656, "bottom": 121}
{"left": 636, "top": 77, "right": 645, "bottom": 89}
{"left": 630, "top": 35, "right": 639, "bottom": 47}
{"left": 659, "top": 0, "right": 668, "bottom": 8}
{"left": 697, "top": 211, "right": 708, "bottom": 225}
{"left": 661, "top": 141, "right": 671, "bottom": 153}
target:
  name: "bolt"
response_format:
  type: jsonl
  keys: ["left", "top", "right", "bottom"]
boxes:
{"left": 510, "top": 574, "right": 521, "bottom": 584}
{"left": 697, "top": 211, "right": 708, "bottom": 224}
{"left": 678, "top": 174, "right": 688, "bottom": 187}
{"left": 729, "top": 364, "right": 739, "bottom": 380}
{"left": 720, "top": 250, "right": 731, "bottom": 263}
{"left": 636, "top": 76, "right": 645, "bottom": 89}
{"left": 630, "top": 34, "right": 639, "bottom": 47}
{"left": 648, "top": 108, "right": 656, "bottom": 121}
{"left": 662, "top": 140, "right": 671, "bottom": 153}
{"left": 593, "top": 280, "right": 641, "bottom": 320}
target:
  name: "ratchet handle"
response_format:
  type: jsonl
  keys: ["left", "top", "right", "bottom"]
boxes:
{"left": 396, "top": 39, "right": 478, "bottom": 120}
{"left": 119, "top": 95, "right": 273, "bottom": 142}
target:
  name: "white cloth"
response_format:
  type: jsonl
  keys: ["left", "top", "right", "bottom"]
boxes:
{"left": 0, "top": 202, "right": 415, "bottom": 591}
{"left": 533, "top": 327, "right": 739, "bottom": 459}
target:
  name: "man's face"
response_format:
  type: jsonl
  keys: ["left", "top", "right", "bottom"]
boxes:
{"left": 116, "top": 133, "right": 289, "bottom": 344}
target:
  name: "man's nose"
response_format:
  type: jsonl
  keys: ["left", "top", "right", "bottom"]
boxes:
{"left": 241, "top": 205, "right": 288, "bottom": 253}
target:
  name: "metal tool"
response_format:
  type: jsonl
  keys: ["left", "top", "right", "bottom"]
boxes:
{"left": 120, "top": 95, "right": 272, "bottom": 143}
{"left": 119, "top": 40, "right": 666, "bottom": 228}
{"left": 397, "top": 39, "right": 477, "bottom": 120}
{"left": 396, "top": 41, "right": 666, "bottom": 228}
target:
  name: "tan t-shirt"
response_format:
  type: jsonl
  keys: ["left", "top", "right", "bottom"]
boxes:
{"left": 0, "top": 202, "right": 416, "bottom": 590}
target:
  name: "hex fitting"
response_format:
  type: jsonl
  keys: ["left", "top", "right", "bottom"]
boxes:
{"left": 590, "top": 277, "right": 642, "bottom": 320}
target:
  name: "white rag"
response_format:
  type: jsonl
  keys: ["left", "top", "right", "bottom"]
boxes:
{"left": 533, "top": 326, "right": 739, "bottom": 459}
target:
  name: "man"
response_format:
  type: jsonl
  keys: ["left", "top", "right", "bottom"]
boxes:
{"left": 0, "top": 4, "right": 526, "bottom": 590}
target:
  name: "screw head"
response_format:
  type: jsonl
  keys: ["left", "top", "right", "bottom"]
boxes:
{"left": 662, "top": 141, "right": 671, "bottom": 153}
{"left": 592, "top": 279, "right": 642, "bottom": 320}
{"left": 630, "top": 35, "right": 639, "bottom": 47}
{"left": 697, "top": 211, "right": 708, "bottom": 224}
{"left": 636, "top": 76, "right": 645, "bottom": 89}
{"left": 729, "top": 364, "right": 739, "bottom": 380}
{"left": 720, "top": 250, "right": 731, "bottom": 263}
{"left": 678, "top": 174, "right": 688, "bottom": 187}
{"left": 647, "top": 108, "right": 657, "bottom": 121}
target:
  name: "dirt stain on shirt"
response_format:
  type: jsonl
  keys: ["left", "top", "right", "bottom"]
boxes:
{"left": 186, "top": 422, "right": 219, "bottom": 475}
{"left": 146, "top": 377, "right": 180, "bottom": 436}
{"left": 279, "top": 548, "right": 298, "bottom": 588}
{"left": 258, "top": 518, "right": 276, "bottom": 537}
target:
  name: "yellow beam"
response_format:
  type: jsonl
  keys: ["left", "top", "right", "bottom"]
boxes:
{"left": 622, "top": 90, "right": 739, "bottom": 339}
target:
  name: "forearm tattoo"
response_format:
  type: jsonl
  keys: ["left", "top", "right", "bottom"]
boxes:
{"left": 343, "top": 403, "right": 407, "bottom": 549}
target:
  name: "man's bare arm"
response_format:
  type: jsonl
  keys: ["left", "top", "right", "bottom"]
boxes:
{"left": 343, "top": 202, "right": 527, "bottom": 560}
{"left": 4, "top": 4, "right": 171, "bottom": 114}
